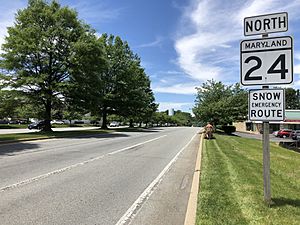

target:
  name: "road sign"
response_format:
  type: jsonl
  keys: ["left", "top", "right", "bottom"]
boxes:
{"left": 249, "top": 89, "right": 285, "bottom": 121}
{"left": 244, "top": 12, "right": 288, "bottom": 36}
{"left": 240, "top": 36, "right": 293, "bottom": 86}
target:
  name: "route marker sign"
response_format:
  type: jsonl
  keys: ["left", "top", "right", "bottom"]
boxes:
{"left": 244, "top": 12, "right": 288, "bottom": 36}
{"left": 240, "top": 36, "right": 293, "bottom": 86}
{"left": 249, "top": 89, "right": 285, "bottom": 121}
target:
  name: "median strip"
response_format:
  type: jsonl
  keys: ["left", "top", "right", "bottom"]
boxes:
{"left": 0, "top": 135, "right": 167, "bottom": 193}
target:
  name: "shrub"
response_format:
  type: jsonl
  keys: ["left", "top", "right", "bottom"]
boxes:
{"left": 221, "top": 125, "right": 236, "bottom": 134}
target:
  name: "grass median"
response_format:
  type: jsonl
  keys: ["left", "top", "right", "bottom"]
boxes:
{"left": 0, "top": 129, "right": 113, "bottom": 142}
{"left": 196, "top": 133, "right": 300, "bottom": 225}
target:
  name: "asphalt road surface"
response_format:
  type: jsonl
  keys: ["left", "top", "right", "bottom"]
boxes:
{"left": 234, "top": 131, "right": 296, "bottom": 143}
{"left": 0, "top": 127, "right": 200, "bottom": 225}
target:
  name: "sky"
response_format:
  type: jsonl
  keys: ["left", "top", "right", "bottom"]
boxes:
{"left": 1, "top": 0, "right": 300, "bottom": 113}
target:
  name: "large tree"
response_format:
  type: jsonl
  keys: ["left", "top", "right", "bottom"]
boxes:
{"left": 285, "top": 88, "right": 300, "bottom": 109}
{"left": 0, "top": 0, "right": 97, "bottom": 131}
{"left": 95, "top": 34, "right": 156, "bottom": 129}
{"left": 193, "top": 80, "right": 248, "bottom": 125}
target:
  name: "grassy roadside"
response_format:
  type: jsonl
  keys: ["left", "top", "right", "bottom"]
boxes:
{"left": 0, "top": 129, "right": 113, "bottom": 142}
{"left": 0, "top": 124, "right": 97, "bottom": 129}
{"left": 196, "top": 133, "right": 300, "bottom": 225}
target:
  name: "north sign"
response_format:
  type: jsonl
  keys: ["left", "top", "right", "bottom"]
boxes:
{"left": 249, "top": 89, "right": 285, "bottom": 121}
{"left": 244, "top": 12, "right": 288, "bottom": 36}
{"left": 240, "top": 36, "right": 293, "bottom": 86}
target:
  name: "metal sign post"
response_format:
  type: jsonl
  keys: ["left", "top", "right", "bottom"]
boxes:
{"left": 241, "top": 12, "right": 292, "bottom": 204}
{"left": 261, "top": 31, "right": 272, "bottom": 205}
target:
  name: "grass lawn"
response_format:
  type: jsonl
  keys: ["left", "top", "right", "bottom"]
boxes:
{"left": 0, "top": 129, "right": 113, "bottom": 142}
{"left": 196, "top": 133, "right": 300, "bottom": 225}
{"left": 0, "top": 124, "right": 28, "bottom": 129}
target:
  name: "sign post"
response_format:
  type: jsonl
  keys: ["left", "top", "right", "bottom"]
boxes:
{"left": 241, "top": 12, "right": 292, "bottom": 205}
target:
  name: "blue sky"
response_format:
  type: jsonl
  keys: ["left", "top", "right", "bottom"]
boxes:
{"left": 1, "top": 0, "right": 300, "bottom": 113}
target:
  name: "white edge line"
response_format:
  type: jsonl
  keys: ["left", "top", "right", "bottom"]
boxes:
{"left": 0, "top": 135, "right": 167, "bottom": 192}
{"left": 115, "top": 132, "right": 198, "bottom": 225}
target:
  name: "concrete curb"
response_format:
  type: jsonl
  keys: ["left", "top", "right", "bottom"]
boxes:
{"left": 184, "top": 133, "right": 204, "bottom": 225}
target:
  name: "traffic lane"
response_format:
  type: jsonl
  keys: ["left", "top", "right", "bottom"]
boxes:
{"left": 234, "top": 131, "right": 296, "bottom": 143}
{"left": 130, "top": 132, "right": 199, "bottom": 225}
{"left": 0, "top": 127, "right": 199, "bottom": 225}
{"left": 0, "top": 127, "right": 196, "bottom": 190}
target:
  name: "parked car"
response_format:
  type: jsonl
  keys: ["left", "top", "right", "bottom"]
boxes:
{"left": 28, "top": 120, "right": 46, "bottom": 130}
{"left": 109, "top": 121, "right": 120, "bottom": 127}
{"left": 277, "top": 129, "right": 292, "bottom": 138}
{"left": 50, "top": 120, "right": 64, "bottom": 125}
{"left": 290, "top": 130, "right": 300, "bottom": 140}
{"left": 272, "top": 130, "right": 279, "bottom": 137}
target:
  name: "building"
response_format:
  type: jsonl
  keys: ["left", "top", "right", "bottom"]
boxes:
{"left": 168, "top": 108, "right": 174, "bottom": 116}
{"left": 234, "top": 110, "right": 300, "bottom": 134}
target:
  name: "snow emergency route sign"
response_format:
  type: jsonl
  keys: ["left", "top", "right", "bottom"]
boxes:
{"left": 249, "top": 89, "right": 285, "bottom": 121}
{"left": 240, "top": 36, "right": 293, "bottom": 86}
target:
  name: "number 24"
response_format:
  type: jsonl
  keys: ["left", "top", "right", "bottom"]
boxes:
{"left": 245, "top": 54, "right": 288, "bottom": 81}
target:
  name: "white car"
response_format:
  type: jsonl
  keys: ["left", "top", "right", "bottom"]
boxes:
{"left": 109, "top": 121, "right": 119, "bottom": 127}
{"left": 51, "top": 120, "right": 64, "bottom": 125}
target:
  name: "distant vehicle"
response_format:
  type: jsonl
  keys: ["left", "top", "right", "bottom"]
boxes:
{"left": 277, "top": 129, "right": 292, "bottom": 138}
{"left": 109, "top": 121, "right": 119, "bottom": 127}
{"left": 51, "top": 120, "right": 64, "bottom": 125}
{"left": 8, "top": 120, "right": 19, "bottom": 124}
{"left": 28, "top": 120, "right": 46, "bottom": 130}
{"left": 272, "top": 130, "right": 279, "bottom": 137}
{"left": 0, "top": 120, "right": 9, "bottom": 124}
{"left": 290, "top": 130, "right": 300, "bottom": 140}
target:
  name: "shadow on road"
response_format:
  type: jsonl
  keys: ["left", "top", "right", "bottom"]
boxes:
{"left": 0, "top": 132, "right": 130, "bottom": 156}
{"left": 0, "top": 142, "right": 40, "bottom": 156}
{"left": 113, "top": 127, "right": 162, "bottom": 133}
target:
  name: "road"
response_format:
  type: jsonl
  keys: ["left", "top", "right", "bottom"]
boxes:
{"left": 0, "top": 127, "right": 200, "bottom": 225}
{"left": 234, "top": 131, "right": 296, "bottom": 143}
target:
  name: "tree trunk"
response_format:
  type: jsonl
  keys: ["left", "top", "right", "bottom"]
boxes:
{"left": 129, "top": 119, "right": 134, "bottom": 128}
{"left": 42, "top": 99, "right": 53, "bottom": 132}
{"left": 139, "top": 122, "right": 142, "bottom": 127}
{"left": 101, "top": 107, "right": 108, "bottom": 129}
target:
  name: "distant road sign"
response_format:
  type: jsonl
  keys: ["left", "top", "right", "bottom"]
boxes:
{"left": 244, "top": 12, "right": 288, "bottom": 36}
{"left": 249, "top": 89, "right": 285, "bottom": 121}
{"left": 240, "top": 36, "right": 293, "bottom": 86}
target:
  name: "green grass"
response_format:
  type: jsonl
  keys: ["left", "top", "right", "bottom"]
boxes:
{"left": 0, "top": 124, "right": 28, "bottom": 129}
{"left": 0, "top": 129, "right": 113, "bottom": 142}
{"left": 196, "top": 133, "right": 300, "bottom": 225}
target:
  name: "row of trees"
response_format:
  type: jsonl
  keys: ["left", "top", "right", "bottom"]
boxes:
{"left": 0, "top": 0, "right": 157, "bottom": 131}
{"left": 193, "top": 80, "right": 300, "bottom": 126}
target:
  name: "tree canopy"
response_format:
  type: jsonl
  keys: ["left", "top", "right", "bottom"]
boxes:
{"left": 0, "top": 0, "right": 97, "bottom": 130}
{"left": 193, "top": 80, "right": 248, "bottom": 126}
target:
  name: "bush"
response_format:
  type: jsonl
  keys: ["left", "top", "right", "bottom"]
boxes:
{"left": 221, "top": 125, "right": 236, "bottom": 134}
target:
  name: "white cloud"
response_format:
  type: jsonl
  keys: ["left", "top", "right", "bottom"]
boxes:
{"left": 152, "top": 83, "right": 198, "bottom": 95}
{"left": 68, "top": 1, "right": 123, "bottom": 24}
{"left": 158, "top": 102, "right": 194, "bottom": 112}
{"left": 295, "top": 64, "right": 300, "bottom": 75}
{"left": 295, "top": 53, "right": 300, "bottom": 61}
{"left": 137, "top": 36, "right": 164, "bottom": 48}
{"left": 174, "top": 0, "right": 300, "bottom": 83}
